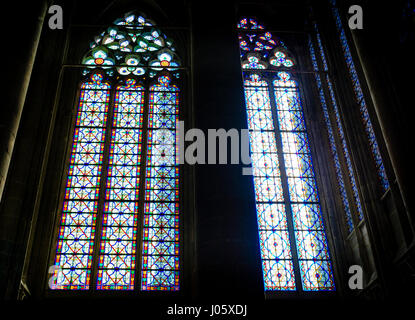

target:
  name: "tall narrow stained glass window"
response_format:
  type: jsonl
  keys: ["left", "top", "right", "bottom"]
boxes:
{"left": 330, "top": 0, "right": 389, "bottom": 191}
{"left": 51, "top": 13, "right": 182, "bottom": 291}
{"left": 237, "top": 18, "right": 335, "bottom": 291}
{"left": 308, "top": 21, "right": 364, "bottom": 233}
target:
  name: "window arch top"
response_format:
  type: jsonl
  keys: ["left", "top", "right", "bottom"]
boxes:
{"left": 238, "top": 18, "right": 295, "bottom": 69}
{"left": 82, "top": 12, "right": 181, "bottom": 78}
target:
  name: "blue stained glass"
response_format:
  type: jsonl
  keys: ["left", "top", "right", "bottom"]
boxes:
{"left": 313, "top": 23, "right": 364, "bottom": 221}
{"left": 326, "top": 76, "right": 364, "bottom": 221}
{"left": 262, "top": 260, "right": 296, "bottom": 290}
{"left": 273, "top": 72, "right": 335, "bottom": 291}
{"left": 244, "top": 74, "right": 296, "bottom": 290}
{"left": 52, "top": 12, "right": 182, "bottom": 293}
{"left": 97, "top": 79, "right": 144, "bottom": 290}
{"left": 52, "top": 73, "right": 110, "bottom": 290}
{"left": 84, "top": 14, "right": 180, "bottom": 78}
{"left": 141, "top": 75, "right": 180, "bottom": 291}
{"left": 238, "top": 18, "right": 335, "bottom": 292}
{"left": 299, "top": 260, "right": 334, "bottom": 290}
{"left": 330, "top": 0, "right": 389, "bottom": 191}
{"left": 242, "top": 55, "right": 267, "bottom": 69}
{"left": 238, "top": 18, "right": 287, "bottom": 60}
{"left": 269, "top": 51, "right": 294, "bottom": 68}
{"left": 260, "top": 230, "right": 293, "bottom": 260}
{"left": 308, "top": 35, "right": 355, "bottom": 231}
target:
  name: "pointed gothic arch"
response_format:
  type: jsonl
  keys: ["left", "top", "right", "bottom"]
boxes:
{"left": 49, "top": 12, "right": 182, "bottom": 292}
{"left": 237, "top": 17, "right": 336, "bottom": 292}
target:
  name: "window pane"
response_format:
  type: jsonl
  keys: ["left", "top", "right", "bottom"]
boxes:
{"left": 52, "top": 73, "right": 110, "bottom": 290}
{"left": 243, "top": 74, "right": 296, "bottom": 291}
{"left": 273, "top": 72, "right": 335, "bottom": 291}
{"left": 141, "top": 75, "right": 180, "bottom": 291}
{"left": 238, "top": 18, "right": 336, "bottom": 292}
{"left": 96, "top": 79, "right": 145, "bottom": 290}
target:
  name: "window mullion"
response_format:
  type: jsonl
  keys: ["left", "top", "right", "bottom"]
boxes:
{"left": 133, "top": 80, "right": 151, "bottom": 291}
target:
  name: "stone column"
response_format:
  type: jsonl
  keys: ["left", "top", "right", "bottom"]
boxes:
{"left": 0, "top": 0, "right": 48, "bottom": 201}
{"left": 192, "top": 1, "right": 264, "bottom": 299}
{"left": 0, "top": 0, "right": 48, "bottom": 299}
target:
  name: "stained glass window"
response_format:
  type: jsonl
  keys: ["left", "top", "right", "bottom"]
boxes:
{"left": 96, "top": 79, "right": 144, "bottom": 290}
{"left": 54, "top": 73, "right": 110, "bottom": 289}
{"left": 51, "top": 13, "right": 182, "bottom": 291}
{"left": 330, "top": 0, "right": 389, "bottom": 191}
{"left": 141, "top": 75, "right": 180, "bottom": 291}
{"left": 238, "top": 18, "right": 335, "bottom": 291}
{"left": 308, "top": 22, "right": 364, "bottom": 233}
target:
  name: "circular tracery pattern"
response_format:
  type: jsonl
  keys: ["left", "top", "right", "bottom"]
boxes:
{"left": 52, "top": 13, "right": 181, "bottom": 292}
{"left": 82, "top": 13, "right": 180, "bottom": 78}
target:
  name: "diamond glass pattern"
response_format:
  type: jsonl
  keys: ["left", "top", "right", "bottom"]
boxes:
{"left": 308, "top": 36, "right": 354, "bottom": 231}
{"left": 273, "top": 72, "right": 335, "bottom": 291}
{"left": 331, "top": 0, "right": 389, "bottom": 191}
{"left": 244, "top": 74, "right": 296, "bottom": 290}
{"left": 52, "top": 73, "right": 110, "bottom": 289}
{"left": 141, "top": 75, "right": 180, "bottom": 291}
{"left": 52, "top": 11, "right": 182, "bottom": 293}
{"left": 96, "top": 79, "right": 144, "bottom": 290}
{"left": 238, "top": 18, "right": 335, "bottom": 292}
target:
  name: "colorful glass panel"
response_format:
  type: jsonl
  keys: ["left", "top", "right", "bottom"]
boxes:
{"left": 326, "top": 77, "right": 364, "bottom": 221}
{"left": 52, "top": 73, "right": 110, "bottom": 289}
{"left": 330, "top": 0, "right": 389, "bottom": 191}
{"left": 238, "top": 18, "right": 335, "bottom": 292}
{"left": 238, "top": 18, "right": 287, "bottom": 60}
{"left": 96, "top": 79, "right": 145, "bottom": 290}
{"left": 269, "top": 50, "right": 294, "bottom": 68}
{"left": 242, "top": 55, "right": 267, "bottom": 70}
{"left": 141, "top": 75, "right": 180, "bottom": 291}
{"left": 52, "top": 12, "right": 181, "bottom": 292}
{"left": 244, "top": 74, "right": 296, "bottom": 290}
{"left": 273, "top": 72, "right": 335, "bottom": 291}
{"left": 308, "top": 35, "right": 354, "bottom": 231}
{"left": 84, "top": 14, "right": 180, "bottom": 78}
